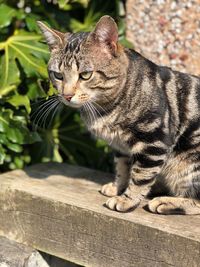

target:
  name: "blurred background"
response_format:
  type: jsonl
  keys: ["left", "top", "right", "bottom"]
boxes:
{"left": 0, "top": 0, "right": 199, "bottom": 174}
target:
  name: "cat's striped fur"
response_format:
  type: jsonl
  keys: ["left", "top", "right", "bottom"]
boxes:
{"left": 38, "top": 16, "right": 200, "bottom": 214}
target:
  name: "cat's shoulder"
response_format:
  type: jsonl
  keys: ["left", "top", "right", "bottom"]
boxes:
{"left": 125, "top": 48, "right": 200, "bottom": 82}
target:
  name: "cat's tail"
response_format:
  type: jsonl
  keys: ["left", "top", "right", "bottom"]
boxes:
{"left": 148, "top": 196, "right": 200, "bottom": 215}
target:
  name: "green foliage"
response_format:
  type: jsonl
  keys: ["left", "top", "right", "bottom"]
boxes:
{"left": 0, "top": 0, "right": 130, "bottom": 172}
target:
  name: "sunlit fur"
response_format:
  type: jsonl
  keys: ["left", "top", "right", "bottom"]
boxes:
{"left": 38, "top": 16, "right": 200, "bottom": 215}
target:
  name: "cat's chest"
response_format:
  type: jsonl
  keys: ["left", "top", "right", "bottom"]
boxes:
{"left": 88, "top": 118, "right": 131, "bottom": 155}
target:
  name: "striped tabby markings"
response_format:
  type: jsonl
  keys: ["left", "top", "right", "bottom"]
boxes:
{"left": 136, "top": 118, "right": 161, "bottom": 132}
{"left": 161, "top": 155, "right": 200, "bottom": 197}
{"left": 165, "top": 72, "right": 180, "bottom": 127}
{"left": 186, "top": 78, "right": 199, "bottom": 120}
{"left": 62, "top": 61, "right": 79, "bottom": 96}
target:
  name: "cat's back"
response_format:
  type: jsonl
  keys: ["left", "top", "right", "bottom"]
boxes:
{"left": 126, "top": 48, "right": 200, "bottom": 141}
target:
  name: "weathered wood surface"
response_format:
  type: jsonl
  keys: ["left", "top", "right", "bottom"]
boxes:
{"left": 0, "top": 236, "right": 49, "bottom": 267}
{"left": 0, "top": 236, "right": 78, "bottom": 267}
{"left": 0, "top": 163, "right": 200, "bottom": 267}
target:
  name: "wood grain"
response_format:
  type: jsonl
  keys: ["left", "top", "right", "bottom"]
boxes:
{"left": 0, "top": 163, "right": 200, "bottom": 267}
{"left": 0, "top": 236, "right": 48, "bottom": 267}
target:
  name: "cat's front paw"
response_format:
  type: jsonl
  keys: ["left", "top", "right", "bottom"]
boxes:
{"left": 106, "top": 195, "right": 140, "bottom": 212}
{"left": 100, "top": 182, "right": 118, "bottom": 197}
{"left": 148, "top": 197, "right": 178, "bottom": 214}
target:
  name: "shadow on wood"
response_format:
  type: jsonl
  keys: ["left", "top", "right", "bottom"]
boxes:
{"left": 0, "top": 163, "right": 200, "bottom": 267}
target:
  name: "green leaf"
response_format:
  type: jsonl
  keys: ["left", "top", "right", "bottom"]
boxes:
{"left": 0, "top": 144, "right": 6, "bottom": 164}
{"left": 0, "top": 47, "right": 20, "bottom": 96}
{"left": 7, "top": 142, "right": 23, "bottom": 153}
{"left": 0, "top": 4, "right": 15, "bottom": 29}
{"left": 25, "top": 14, "right": 41, "bottom": 32}
{"left": 57, "top": 0, "right": 89, "bottom": 10}
{"left": 14, "top": 156, "right": 24, "bottom": 169}
{"left": 0, "top": 108, "right": 40, "bottom": 145}
{"left": 27, "top": 81, "right": 46, "bottom": 100}
{"left": 7, "top": 94, "right": 31, "bottom": 113}
{"left": 0, "top": 133, "right": 8, "bottom": 144}
{"left": 0, "top": 133, "right": 24, "bottom": 153}
{"left": 9, "top": 42, "right": 48, "bottom": 77}
{"left": 7, "top": 126, "right": 24, "bottom": 144}
{"left": 7, "top": 121, "right": 39, "bottom": 145}
{"left": 0, "top": 31, "right": 49, "bottom": 98}
{"left": 0, "top": 112, "right": 9, "bottom": 133}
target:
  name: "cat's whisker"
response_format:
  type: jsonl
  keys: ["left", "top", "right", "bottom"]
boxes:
{"left": 41, "top": 102, "right": 57, "bottom": 129}
{"left": 82, "top": 103, "right": 90, "bottom": 125}
{"left": 87, "top": 102, "right": 97, "bottom": 123}
{"left": 41, "top": 100, "right": 59, "bottom": 129}
{"left": 47, "top": 102, "right": 61, "bottom": 128}
{"left": 91, "top": 100, "right": 108, "bottom": 116}
{"left": 88, "top": 103, "right": 97, "bottom": 124}
{"left": 90, "top": 102, "right": 105, "bottom": 120}
{"left": 31, "top": 95, "right": 58, "bottom": 107}
{"left": 90, "top": 101, "right": 113, "bottom": 129}
{"left": 89, "top": 102, "right": 100, "bottom": 122}
{"left": 31, "top": 101, "right": 54, "bottom": 120}
{"left": 31, "top": 97, "right": 58, "bottom": 118}
{"left": 31, "top": 99, "right": 58, "bottom": 128}
{"left": 32, "top": 98, "right": 59, "bottom": 130}
{"left": 89, "top": 103, "right": 104, "bottom": 126}
{"left": 85, "top": 102, "right": 94, "bottom": 125}
{"left": 90, "top": 101, "right": 113, "bottom": 132}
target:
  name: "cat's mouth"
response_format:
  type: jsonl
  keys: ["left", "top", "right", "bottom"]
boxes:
{"left": 59, "top": 94, "right": 83, "bottom": 108}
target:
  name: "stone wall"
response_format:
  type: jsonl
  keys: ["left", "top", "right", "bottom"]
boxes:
{"left": 126, "top": 0, "right": 200, "bottom": 76}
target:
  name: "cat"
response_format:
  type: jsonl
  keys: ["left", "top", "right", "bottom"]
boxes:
{"left": 37, "top": 15, "right": 200, "bottom": 215}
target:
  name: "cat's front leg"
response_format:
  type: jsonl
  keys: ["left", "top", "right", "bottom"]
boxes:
{"left": 101, "top": 153, "right": 130, "bottom": 197}
{"left": 106, "top": 154, "right": 166, "bottom": 212}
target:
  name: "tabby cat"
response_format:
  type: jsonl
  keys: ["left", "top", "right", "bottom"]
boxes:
{"left": 38, "top": 16, "right": 200, "bottom": 215}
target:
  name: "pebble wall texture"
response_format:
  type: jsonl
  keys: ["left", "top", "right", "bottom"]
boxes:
{"left": 126, "top": 0, "right": 200, "bottom": 76}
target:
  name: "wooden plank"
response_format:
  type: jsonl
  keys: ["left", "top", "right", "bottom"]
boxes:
{"left": 0, "top": 163, "right": 200, "bottom": 267}
{"left": 0, "top": 236, "right": 78, "bottom": 267}
{"left": 0, "top": 236, "right": 48, "bottom": 267}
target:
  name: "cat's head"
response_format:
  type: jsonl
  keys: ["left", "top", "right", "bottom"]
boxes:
{"left": 37, "top": 16, "right": 127, "bottom": 108}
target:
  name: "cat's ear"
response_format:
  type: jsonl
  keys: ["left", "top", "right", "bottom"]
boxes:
{"left": 92, "top": 15, "right": 118, "bottom": 54}
{"left": 37, "top": 21, "right": 65, "bottom": 51}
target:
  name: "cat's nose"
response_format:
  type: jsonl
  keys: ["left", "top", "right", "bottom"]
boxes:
{"left": 64, "top": 94, "right": 74, "bottom": 102}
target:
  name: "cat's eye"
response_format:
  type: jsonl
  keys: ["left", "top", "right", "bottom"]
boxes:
{"left": 79, "top": 71, "right": 93, "bottom": 80}
{"left": 53, "top": 71, "right": 63, "bottom": 80}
